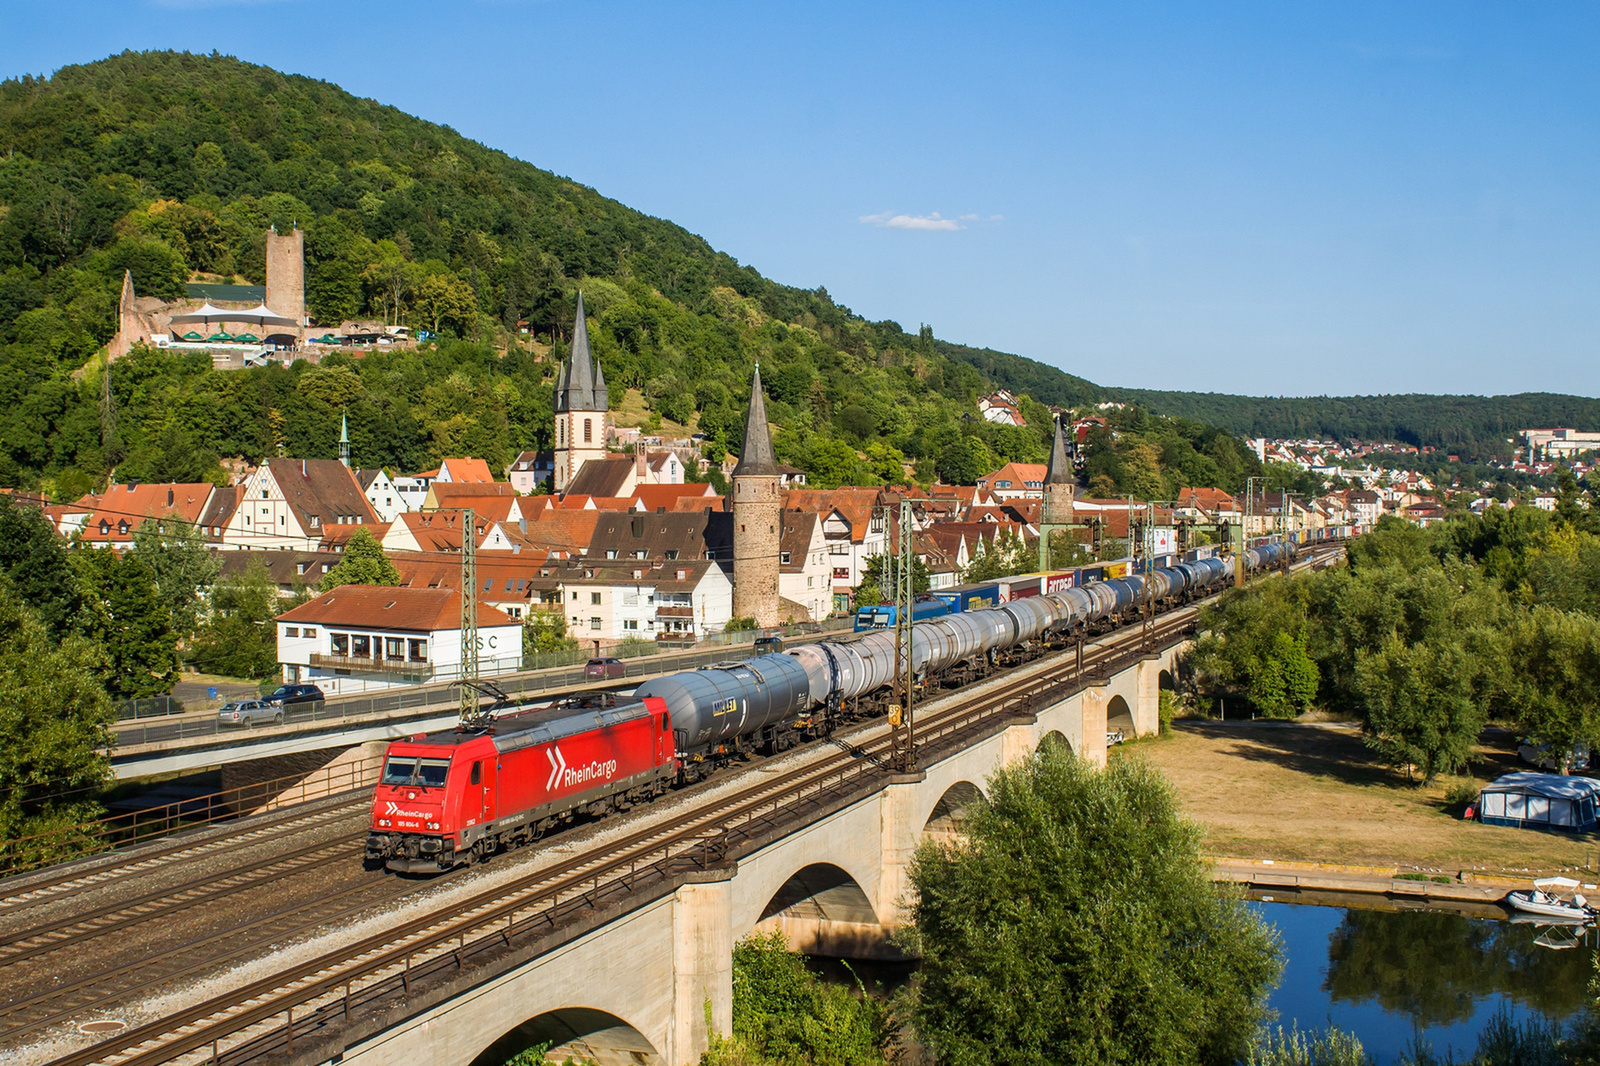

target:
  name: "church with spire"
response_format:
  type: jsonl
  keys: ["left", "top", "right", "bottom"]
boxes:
{"left": 553, "top": 292, "right": 609, "bottom": 494}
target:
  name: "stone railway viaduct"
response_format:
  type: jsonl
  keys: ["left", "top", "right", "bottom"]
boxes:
{"left": 316, "top": 643, "right": 1181, "bottom": 1066}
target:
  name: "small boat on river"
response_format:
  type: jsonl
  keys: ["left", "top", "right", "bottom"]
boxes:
{"left": 1505, "top": 877, "right": 1598, "bottom": 922}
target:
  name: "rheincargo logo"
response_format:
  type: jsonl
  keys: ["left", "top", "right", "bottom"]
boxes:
{"left": 384, "top": 801, "right": 430, "bottom": 819}
{"left": 545, "top": 744, "right": 618, "bottom": 792}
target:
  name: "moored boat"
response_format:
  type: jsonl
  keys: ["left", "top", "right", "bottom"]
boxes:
{"left": 1505, "top": 877, "right": 1598, "bottom": 922}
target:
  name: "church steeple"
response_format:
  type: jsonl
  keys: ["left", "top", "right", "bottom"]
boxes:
{"left": 733, "top": 364, "right": 779, "bottom": 477}
{"left": 338, "top": 410, "right": 351, "bottom": 468}
{"left": 553, "top": 292, "right": 609, "bottom": 494}
{"left": 555, "top": 291, "right": 605, "bottom": 413}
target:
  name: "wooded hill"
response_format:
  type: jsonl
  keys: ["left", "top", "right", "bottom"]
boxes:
{"left": 0, "top": 51, "right": 1587, "bottom": 497}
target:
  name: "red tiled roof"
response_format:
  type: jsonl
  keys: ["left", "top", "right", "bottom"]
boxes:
{"left": 439, "top": 458, "right": 495, "bottom": 483}
{"left": 277, "top": 585, "right": 516, "bottom": 631}
{"left": 77, "top": 483, "right": 215, "bottom": 543}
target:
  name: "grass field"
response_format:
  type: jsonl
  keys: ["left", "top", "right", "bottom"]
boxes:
{"left": 1120, "top": 720, "right": 1598, "bottom": 875}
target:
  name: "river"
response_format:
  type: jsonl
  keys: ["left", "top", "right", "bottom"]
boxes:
{"left": 813, "top": 893, "right": 1594, "bottom": 1063}
{"left": 1249, "top": 893, "right": 1593, "bottom": 1062}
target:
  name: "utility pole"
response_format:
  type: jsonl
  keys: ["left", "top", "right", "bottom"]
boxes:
{"left": 459, "top": 506, "right": 481, "bottom": 727}
{"left": 890, "top": 498, "right": 916, "bottom": 773}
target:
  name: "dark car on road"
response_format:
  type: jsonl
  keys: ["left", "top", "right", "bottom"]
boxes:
{"left": 584, "top": 657, "right": 626, "bottom": 680}
{"left": 262, "top": 683, "right": 325, "bottom": 707}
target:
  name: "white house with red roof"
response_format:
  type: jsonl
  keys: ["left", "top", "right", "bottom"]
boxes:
{"left": 275, "top": 585, "right": 521, "bottom": 696}
{"left": 219, "top": 458, "right": 378, "bottom": 551}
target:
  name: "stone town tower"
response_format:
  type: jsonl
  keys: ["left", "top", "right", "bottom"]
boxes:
{"left": 264, "top": 225, "right": 305, "bottom": 328}
{"left": 553, "top": 292, "right": 609, "bottom": 494}
{"left": 1038, "top": 414, "right": 1076, "bottom": 569}
{"left": 731, "top": 365, "right": 782, "bottom": 628}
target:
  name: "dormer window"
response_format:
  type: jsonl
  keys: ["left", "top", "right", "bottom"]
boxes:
{"left": 99, "top": 520, "right": 109, "bottom": 535}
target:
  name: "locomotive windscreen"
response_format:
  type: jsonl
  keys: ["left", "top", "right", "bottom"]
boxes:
{"left": 382, "top": 756, "right": 451, "bottom": 787}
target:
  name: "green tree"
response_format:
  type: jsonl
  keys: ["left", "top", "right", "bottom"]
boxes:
{"left": 0, "top": 495, "right": 85, "bottom": 640}
{"left": 523, "top": 611, "right": 577, "bottom": 657}
{"left": 1355, "top": 635, "right": 1485, "bottom": 782}
{"left": 1509, "top": 607, "right": 1600, "bottom": 772}
{"left": 319, "top": 528, "right": 401, "bottom": 591}
{"left": 189, "top": 558, "right": 282, "bottom": 679}
{"left": 132, "top": 516, "right": 220, "bottom": 641}
{"left": 71, "top": 548, "right": 180, "bottom": 699}
{"left": 906, "top": 748, "right": 1281, "bottom": 1065}
{"left": 0, "top": 579, "right": 115, "bottom": 859}
{"left": 853, "top": 551, "right": 929, "bottom": 607}
{"left": 710, "top": 932, "right": 889, "bottom": 1066}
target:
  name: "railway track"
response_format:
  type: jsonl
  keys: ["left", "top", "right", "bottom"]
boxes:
{"left": 35, "top": 604, "right": 1209, "bottom": 1066}
{"left": 0, "top": 796, "right": 372, "bottom": 912}
{"left": 19, "top": 543, "right": 1344, "bottom": 1065}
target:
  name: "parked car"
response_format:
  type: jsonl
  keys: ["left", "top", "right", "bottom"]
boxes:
{"left": 262, "top": 683, "right": 325, "bottom": 707}
{"left": 1518, "top": 739, "right": 1591, "bottom": 773}
{"left": 753, "top": 636, "right": 785, "bottom": 654}
{"left": 218, "top": 700, "right": 285, "bottom": 727}
{"left": 584, "top": 657, "right": 626, "bottom": 680}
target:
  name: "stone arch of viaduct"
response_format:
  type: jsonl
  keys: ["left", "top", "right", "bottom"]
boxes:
{"left": 335, "top": 645, "right": 1184, "bottom": 1066}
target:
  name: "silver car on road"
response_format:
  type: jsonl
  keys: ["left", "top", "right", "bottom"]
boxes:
{"left": 217, "top": 699, "right": 285, "bottom": 727}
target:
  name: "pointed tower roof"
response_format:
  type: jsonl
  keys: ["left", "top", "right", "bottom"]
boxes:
{"left": 1045, "top": 415, "right": 1073, "bottom": 486}
{"left": 733, "top": 364, "right": 779, "bottom": 478}
{"left": 555, "top": 291, "right": 604, "bottom": 413}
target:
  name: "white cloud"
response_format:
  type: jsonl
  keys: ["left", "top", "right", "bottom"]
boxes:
{"left": 859, "top": 211, "right": 963, "bottom": 232}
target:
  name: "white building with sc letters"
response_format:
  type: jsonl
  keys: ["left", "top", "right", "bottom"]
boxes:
{"left": 275, "top": 584, "right": 522, "bottom": 696}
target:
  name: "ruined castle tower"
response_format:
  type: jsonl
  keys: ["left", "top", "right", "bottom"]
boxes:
{"left": 264, "top": 225, "right": 305, "bottom": 327}
{"left": 731, "top": 365, "right": 782, "bottom": 628}
{"left": 553, "top": 292, "right": 609, "bottom": 494}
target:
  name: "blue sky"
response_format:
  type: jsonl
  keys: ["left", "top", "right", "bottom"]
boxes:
{"left": 3, "top": 2, "right": 1597, "bottom": 397}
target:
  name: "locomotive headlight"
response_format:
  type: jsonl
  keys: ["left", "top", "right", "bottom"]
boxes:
{"left": 427, "top": 821, "right": 440, "bottom": 830}
{"left": 378, "top": 818, "right": 392, "bottom": 827}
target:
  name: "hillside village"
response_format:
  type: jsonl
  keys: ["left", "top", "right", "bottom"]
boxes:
{"left": 6, "top": 252, "right": 1590, "bottom": 701}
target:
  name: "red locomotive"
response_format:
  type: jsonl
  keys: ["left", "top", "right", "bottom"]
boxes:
{"left": 366, "top": 693, "right": 675, "bottom": 873}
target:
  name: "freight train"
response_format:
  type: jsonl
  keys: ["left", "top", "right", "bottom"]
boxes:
{"left": 366, "top": 540, "right": 1300, "bottom": 873}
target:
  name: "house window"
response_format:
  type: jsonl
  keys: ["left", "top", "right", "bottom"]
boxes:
{"left": 353, "top": 634, "right": 372, "bottom": 657}
{"left": 624, "top": 619, "right": 638, "bottom": 631}
{"left": 331, "top": 633, "right": 349, "bottom": 655}
{"left": 408, "top": 638, "right": 427, "bottom": 661}
{"left": 296, "top": 563, "right": 307, "bottom": 575}
{"left": 285, "top": 627, "right": 300, "bottom": 638}
{"left": 677, "top": 569, "right": 687, "bottom": 581}
{"left": 261, "top": 489, "right": 269, "bottom": 499}
{"left": 385, "top": 637, "right": 404, "bottom": 660}
{"left": 665, "top": 549, "right": 679, "bottom": 560}
{"left": 780, "top": 552, "right": 791, "bottom": 564}
{"left": 506, "top": 606, "right": 522, "bottom": 620}
{"left": 584, "top": 418, "right": 592, "bottom": 443}
{"left": 591, "top": 592, "right": 602, "bottom": 605}
{"left": 624, "top": 591, "right": 638, "bottom": 605}
{"left": 808, "top": 576, "right": 814, "bottom": 588}
{"left": 310, "top": 515, "right": 320, "bottom": 527}
{"left": 303, "top": 628, "right": 317, "bottom": 638}
{"left": 483, "top": 578, "right": 493, "bottom": 592}
{"left": 590, "top": 616, "right": 601, "bottom": 630}
{"left": 571, "top": 591, "right": 579, "bottom": 601}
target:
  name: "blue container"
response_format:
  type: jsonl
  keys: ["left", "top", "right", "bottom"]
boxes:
{"left": 932, "top": 582, "right": 1002, "bottom": 613}
{"left": 208, "top": 686, "right": 218, "bottom": 700}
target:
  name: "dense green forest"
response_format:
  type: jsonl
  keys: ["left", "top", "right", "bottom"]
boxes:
{"left": 2, "top": 51, "right": 1593, "bottom": 498}
{"left": 1105, "top": 389, "right": 1600, "bottom": 461}
{"left": 0, "top": 50, "right": 1134, "bottom": 497}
